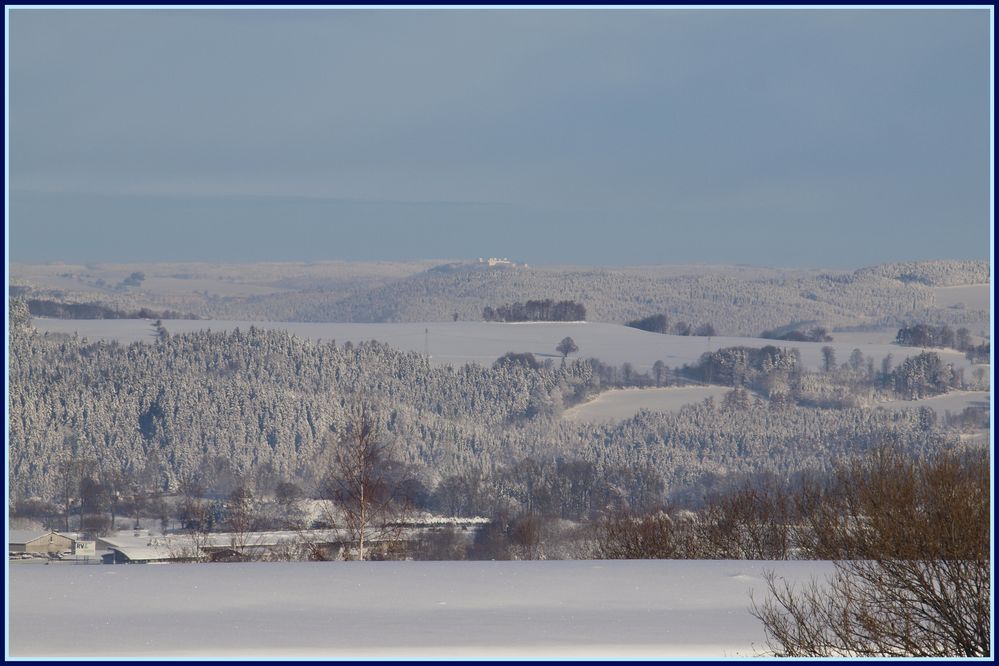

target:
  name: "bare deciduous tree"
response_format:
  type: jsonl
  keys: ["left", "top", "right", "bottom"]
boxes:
{"left": 173, "top": 474, "right": 213, "bottom": 562}
{"left": 318, "top": 407, "right": 411, "bottom": 560}
{"left": 752, "top": 447, "right": 990, "bottom": 657}
{"left": 224, "top": 482, "right": 260, "bottom": 556}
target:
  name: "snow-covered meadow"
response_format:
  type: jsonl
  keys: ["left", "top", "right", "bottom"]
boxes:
{"left": 30, "top": 318, "right": 979, "bottom": 374}
{"left": 562, "top": 387, "right": 734, "bottom": 424}
{"left": 562, "top": 387, "right": 992, "bottom": 425}
{"left": 8, "top": 560, "right": 833, "bottom": 658}
{"left": 873, "top": 389, "right": 990, "bottom": 415}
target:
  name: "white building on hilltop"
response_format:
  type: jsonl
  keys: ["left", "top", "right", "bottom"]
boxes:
{"left": 477, "top": 257, "right": 526, "bottom": 268}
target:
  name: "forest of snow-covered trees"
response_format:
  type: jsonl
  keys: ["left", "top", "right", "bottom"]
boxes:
{"left": 9, "top": 297, "right": 979, "bottom": 528}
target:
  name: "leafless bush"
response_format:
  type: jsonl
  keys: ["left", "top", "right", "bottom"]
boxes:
{"left": 596, "top": 508, "right": 702, "bottom": 559}
{"left": 702, "top": 476, "right": 794, "bottom": 559}
{"left": 752, "top": 447, "right": 990, "bottom": 657}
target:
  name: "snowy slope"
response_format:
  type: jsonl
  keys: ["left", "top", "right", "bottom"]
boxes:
{"left": 8, "top": 560, "right": 834, "bottom": 658}
{"left": 873, "top": 390, "right": 990, "bottom": 415}
{"left": 563, "top": 386, "right": 734, "bottom": 423}
{"left": 30, "top": 319, "right": 978, "bottom": 373}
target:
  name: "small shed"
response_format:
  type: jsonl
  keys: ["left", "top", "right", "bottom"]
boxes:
{"left": 8, "top": 530, "right": 76, "bottom": 555}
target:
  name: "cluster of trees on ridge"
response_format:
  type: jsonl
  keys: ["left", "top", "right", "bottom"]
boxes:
{"left": 25, "top": 298, "right": 199, "bottom": 321}
{"left": 482, "top": 299, "right": 586, "bottom": 322}
{"left": 760, "top": 326, "right": 832, "bottom": 342}
{"left": 625, "top": 313, "right": 715, "bottom": 337}
{"left": 681, "top": 344, "right": 970, "bottom": 403}
{"left": 896, "top": 323, "right": 990, "bottom": 363}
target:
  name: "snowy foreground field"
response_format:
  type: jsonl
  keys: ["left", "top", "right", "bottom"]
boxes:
{"left": 8, "top": 560, "right": 833, "bottom": 658}
{"left": 31, "top": 318, "right": 978, "bottom": 374}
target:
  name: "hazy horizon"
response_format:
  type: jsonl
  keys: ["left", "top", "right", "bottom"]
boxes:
{"left": 7, "top": 8, "right": 992, "bottom": 266}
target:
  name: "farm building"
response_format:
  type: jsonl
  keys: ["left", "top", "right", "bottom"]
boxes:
{"left": 97, "top": 534, "right": 191, "bottom": 564}
{"left": 95, "top": 520, "right": 487, "bottom": 563}
{"left": 8, "top": 530, "right": 77, "bottom": 555}
{"left": 97, "top": 530, "right": 348, "bottom": 563}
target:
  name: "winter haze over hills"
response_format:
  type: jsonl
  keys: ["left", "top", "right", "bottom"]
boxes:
{"left": 7, "top": 8, "right": 990, "bottom": 267}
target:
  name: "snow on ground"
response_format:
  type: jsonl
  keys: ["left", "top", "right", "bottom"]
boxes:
{"left": 930, "top": 283, "right": 990, "bottom": 312}
{"left": 833, "top": 326, "right": 991, "bottom": 349}
{"left": 563, "top": 387, "right": 733, "bottom": 424}
{"left": 829, "top": 329, "right": 906, "bottom": 346}
{"left": 7, "top": 560, "right": 833, "bottom": 658}
{"left": 562, "top": 387, "right": 992, "bottom": 425}
{"left": 31, "top": 319, "right": 979, "bottom": 373}
{"left": 872, "top": 390, "right": 991, "bottom": 415}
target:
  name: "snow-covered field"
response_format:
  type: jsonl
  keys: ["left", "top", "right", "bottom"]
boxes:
{"left": 7, "top": 560, "right": 833, "bottom": 658}
{"left": 31, "top": 319, "right": 979, "bottom": 373}
{"left": 873, "top": 390, "right": 991, "bottom": 415}
{"left": 561, "top": 387, "right": 992, "bottom": 424}
{"left": 563, "top": 387, "right": 734, "bottom": 423}
{"left": 930, "top": 283, "right": 990, "bottom": 311}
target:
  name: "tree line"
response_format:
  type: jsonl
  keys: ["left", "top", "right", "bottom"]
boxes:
{"left": 896, "top": 323, "right": 990, "bottom": 364}
{"left": 25, "top": 298, "right": 199, "bottom": 321}
{"left": 681, "top": 344, "right": 970, "bottom": 404}
{"left": 482, "top": 299, "right": 586, "bottom": 322}
{"left": 760, "top": 325, "right": 832, "bottom": 342}
{"left": 625, "top": 313, "right": 715, "bottom": 337}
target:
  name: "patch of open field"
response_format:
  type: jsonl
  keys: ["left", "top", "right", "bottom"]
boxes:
{"left": 8, "top": 559, "right": 832, "bottom": 658}
{"left": 562, "top": 386, "right": 990, "bottom": 425}
{"left": 562, "top": 386, "right": 733, "bottom": 423}
{"left": 873, "top": 390, "right": 990, "bottom": 416}
{"left": 829, "top": 329, "right": 905, "bottom": 346}
{"left": 930, "top": 283, "right": 991, "bottom": 311}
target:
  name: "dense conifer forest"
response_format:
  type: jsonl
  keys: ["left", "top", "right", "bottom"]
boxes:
{"left": 9, "top": 297, "right": 977, "bottom": 524}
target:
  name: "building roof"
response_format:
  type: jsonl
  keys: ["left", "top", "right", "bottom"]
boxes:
{"left": 97, "top": 527, "right": 441, "bottom": 561}
{"left": 103, "top": 543, "right": 178, "bottom": 562}
{"left": 8, "top": 530, "right": 77, "bottom": 546}
{"left": 97, "top": 530, "right": 345, "bottom": 561}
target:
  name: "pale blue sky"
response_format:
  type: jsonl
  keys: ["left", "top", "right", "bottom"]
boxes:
{"left": 7, "top": 8, "right": 991, "bottom": 266}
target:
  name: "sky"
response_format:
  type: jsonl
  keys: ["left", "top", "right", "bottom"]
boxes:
{"left": 6, "top": 8, "right": 992, "bottom": 267}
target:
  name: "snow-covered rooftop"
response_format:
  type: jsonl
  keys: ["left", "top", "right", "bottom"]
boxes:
{"left": 7, "top": 530, "right": 78, "bottom": 546}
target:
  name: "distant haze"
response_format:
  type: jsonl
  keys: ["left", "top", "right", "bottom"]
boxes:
{"left": 7, "top": 8, "right": 991, "bottom": 266}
